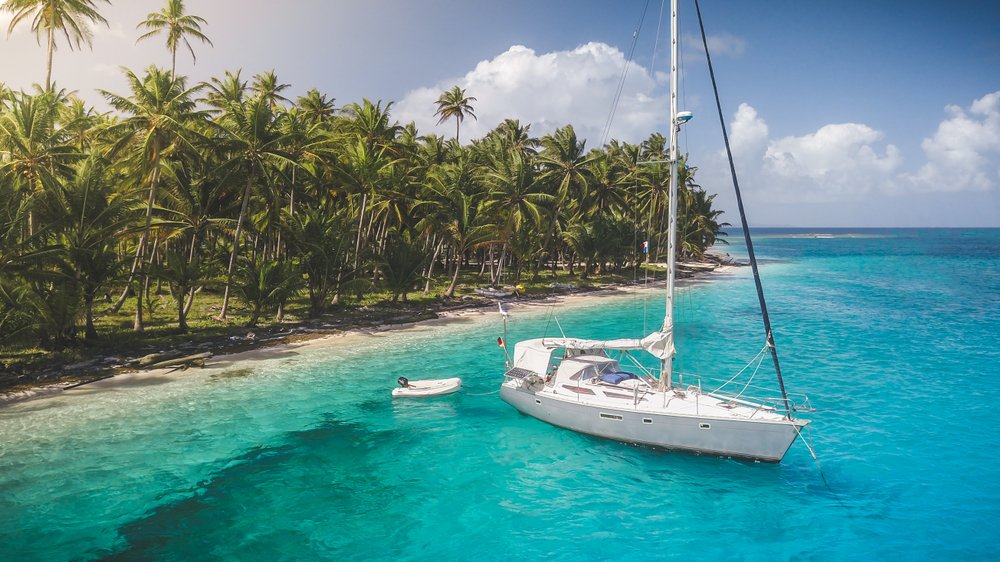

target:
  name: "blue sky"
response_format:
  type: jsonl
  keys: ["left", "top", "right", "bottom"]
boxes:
{"left": 2, "top": 0, "right": 998, "bottom": 227}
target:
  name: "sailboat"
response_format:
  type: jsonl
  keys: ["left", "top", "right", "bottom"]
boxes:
{"left": 498, "top": 0, "right": 809, "bottom": 462}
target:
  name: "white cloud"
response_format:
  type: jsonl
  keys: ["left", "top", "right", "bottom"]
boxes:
{"left": 729, "top": 103, "right": 768, "bottom": 161}
{"left": 709, "top": 92, "right": 1000, "bottom": 206}
{"left": 910, "top": 90, "right": 1000, "bottom": 191}
{"left": 394, "top": 42, "right": 668, "bottom": 145}
{"left": 766, "top": 123, "right": 901, "bottom": 185}
{"left": 711, "top": 103, "right": 903, "bottom": 202}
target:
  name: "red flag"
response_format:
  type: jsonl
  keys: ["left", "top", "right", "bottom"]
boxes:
{"left": 497, "top": 337, "right": 505, "bottom": 348}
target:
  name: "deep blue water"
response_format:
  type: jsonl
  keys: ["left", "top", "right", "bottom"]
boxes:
{"left": 1, "top": 228, "right": 998, "bottom": 560}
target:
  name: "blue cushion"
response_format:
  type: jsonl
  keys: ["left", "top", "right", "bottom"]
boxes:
{"left": 599, "top": 371, "right": 638, "bottom": 384}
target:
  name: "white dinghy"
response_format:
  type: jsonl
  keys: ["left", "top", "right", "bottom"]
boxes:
{"left": 392, "top": 376, "right": 462, "bottom": 398}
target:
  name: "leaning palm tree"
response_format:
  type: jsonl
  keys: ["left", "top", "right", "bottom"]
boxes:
{"left": 211, "top": 93, "right": 293, "bottom": 321}
{"left": 433, "top": 86, "right": 476, "bottom": 143}
{"left": 135, "top": 0, "right": 213, "bottom": 80}
{"left": 422, "top": 157, "right": 492, "bottom": 297}
{"left": 100, "top": 65, "right": 206, "bottom": 330}
{"left": 2, "top": 0, "right": 110, "bottom": 91}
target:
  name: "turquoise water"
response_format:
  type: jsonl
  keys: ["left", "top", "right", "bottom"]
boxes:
{"left": 2, "top": 228, "right": 999, "bottom": 560}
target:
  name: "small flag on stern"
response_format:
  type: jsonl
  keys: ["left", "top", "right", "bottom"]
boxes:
{"left": 497, "top": 337, "right": 505, "bottom": 348}
{"left": 642, "top": 240, "right": 649, "bottom": 254}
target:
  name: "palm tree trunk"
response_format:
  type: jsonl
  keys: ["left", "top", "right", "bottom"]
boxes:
{"left": 184, "top": 286, "right": 199, "bottom": 316}
{"left": 288, "top": 166, "right": 296, "bottom": 216}
{"left": 45, "top": 27, "right": 54, "bottom": 91}
{"left": 424, "top": 237, "right": 443, "bottom": 294}
{"left": 478, "top": 248, "right": 488, "bottom": 279}
{"left": 177, "top": 291, "right": 188, "bottom": 332}
{"left": 218, "top": 172, "right": 254, "bottom": 320}
{"left": 353, "top": 191, "right": 367, "bottom": 269}
{"left": 535, "top": 200, "right": 562, "bottom": 280}
{"left": 115, "top": 145, "right": 161, "bottom": 315}
{"left": 445, "top": 249, "right": 462, "bottom": 298}
{"left": 84, "top": 294, "right": 97, "bottom": 340}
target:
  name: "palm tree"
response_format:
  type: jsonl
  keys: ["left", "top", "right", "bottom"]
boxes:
{"left": 379, "top": 230, "right": 427, "bottom": 302}
{"left": 536, "top": 125, "right": 594, "bottom": 276}
{"left": 0, "top": 90, "right": 78, "bottom": 236}
{"left": 2, "top": 0, "right": 110, "bottom": 91}
{"left": 100, "top": 65, "right": 205, "bottom": 330}
{"left": 434, "top": 86, "right": 477, "bottom": 143}
{"left": 211, "top": 93, "right": 293, "bottom": 321}
{"left": 296, "top": 88, "right": 335, "bottom": 126}
{"left": 490, "top": 118, "right": 537, "bottom": 159}
{"left": 154, "top": 248, "right": 207, "bottom": 331}
{"left": 203, "top": 69, "right": 247, "bottom": 109}
{"left": 251, "top": 70, "right": 290, "bottom": 109}
{"left": 422, "top": 157, "right": 491, "bottom": 297}
{"left": 43, "top": 156, "right": 135, "bottom": 339}
{"left": 282, "top": 203, "right": 354, "bottom": 317}
{"left": 234, "top": 257, "right": 301, "bottom": 328}
{"left": 342, "top": 98, "right": 401, "bottom": 153}
{"left": 339, "top": 138, "right": 388, "bottom": 268}
{"left": 481, "top": 148, "right": 552, "bottom": 284}
{"left": 136, "top": 0, "right": 213, "bottom": 80}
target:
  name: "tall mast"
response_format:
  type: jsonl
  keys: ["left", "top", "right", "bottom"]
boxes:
{"left": 660, "top": 0, "right": 680, "bottom": 391}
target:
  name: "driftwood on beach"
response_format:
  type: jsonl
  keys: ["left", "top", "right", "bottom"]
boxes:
{"left": 138, "top": 352, "right": 213, "bottom": 370}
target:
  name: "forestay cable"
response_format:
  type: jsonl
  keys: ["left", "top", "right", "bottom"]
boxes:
{"left": 694, "top": 0, "right": 792, "bottom": 417}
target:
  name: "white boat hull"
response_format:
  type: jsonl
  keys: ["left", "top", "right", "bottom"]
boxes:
{"left": 500, "top": 383, "right": 803, "bottom": 463}
{"left": 392, "top": 377, "right": 462, "bottom": 398}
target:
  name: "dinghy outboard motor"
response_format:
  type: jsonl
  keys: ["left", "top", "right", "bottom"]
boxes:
{"left": 397, "top": 376, "right": 410, "bottom": 388}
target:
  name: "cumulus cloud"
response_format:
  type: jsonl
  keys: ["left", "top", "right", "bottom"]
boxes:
{"left": 910, "top": 90, "right": 1000, "bottom": 191}
{"left": 714, "top": 103, "right": 903, "bottom": 202}
{"left": 729, "top": 103, "right": 769, "bottom": 161}
{"left": 394, "top": 43, "right": 668, "bottom": 145}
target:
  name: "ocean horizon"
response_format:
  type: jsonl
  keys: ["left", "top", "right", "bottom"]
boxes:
{"left": 1, "top": 227, "right": 998, "bottom": 560}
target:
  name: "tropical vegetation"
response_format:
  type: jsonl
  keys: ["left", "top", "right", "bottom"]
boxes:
{"left": 0, "top": 1, "right": 727, "bottom": 361}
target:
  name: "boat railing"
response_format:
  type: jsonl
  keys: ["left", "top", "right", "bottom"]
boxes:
{"left": 678, "top": 370, "right": 811, "bottom": 416}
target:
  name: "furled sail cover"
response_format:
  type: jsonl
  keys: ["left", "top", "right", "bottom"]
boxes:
{"left": 539, "top": 330, "right": 675, "bottom": 360}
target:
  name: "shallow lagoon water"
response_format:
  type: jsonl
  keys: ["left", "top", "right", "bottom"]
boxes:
{"left": 1, "top": 228, "right": 998, "bottom": 560}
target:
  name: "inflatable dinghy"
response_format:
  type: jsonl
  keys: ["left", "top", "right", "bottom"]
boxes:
{"left": 392, "top": 376, "right": 462, "bottom": 398}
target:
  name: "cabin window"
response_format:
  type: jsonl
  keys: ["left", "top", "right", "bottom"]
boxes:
{"left": 535, "top": 399, "right": 541, "bottom": 405}
{"left": 699, "top": 423, "right": 711, "bottom": 430}
{"left": 600, "top": 413, "right": 623, "bottom": 421}
{"left": 642, "top": 418, "right": 653, "bottom": 424}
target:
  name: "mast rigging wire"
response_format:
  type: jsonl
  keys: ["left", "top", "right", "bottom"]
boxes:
{"left": 599, "top": 0, "right": 652, "bottom": 147}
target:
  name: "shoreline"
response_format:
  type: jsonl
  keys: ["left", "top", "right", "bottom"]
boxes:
{"left": 0, "top": 263, "right": 739, "bottom": 407}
